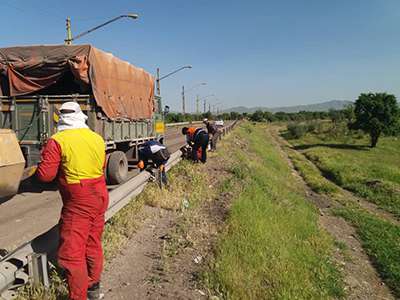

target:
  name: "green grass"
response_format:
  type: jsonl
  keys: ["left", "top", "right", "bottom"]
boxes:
{"left": 334, "top": 207, "right": 400, "bottom": 297}
{"left": 286, "top": 146, "right": 339, "bottom": 195}
{"left": 286, "top": 122, "right": 400, "bottom": 217}
{"left": 207, "top": 123, "right": 343, "bottom": 299}
{"left": 279, "top": 124, "right": 400, "bottom": 297}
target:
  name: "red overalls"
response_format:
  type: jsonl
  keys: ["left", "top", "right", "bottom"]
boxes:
{"left": 36, "top": 128, "right": 109, "bottom": 300}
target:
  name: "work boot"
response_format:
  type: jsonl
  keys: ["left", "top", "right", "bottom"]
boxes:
{"left": 87, "top": 282, "right": 104, "bottom": 300}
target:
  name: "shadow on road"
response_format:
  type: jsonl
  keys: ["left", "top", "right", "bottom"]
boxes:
{"left": 17, "top": 177, "right": 58, "bottom": 194}
{"left": 0, "top": 178, "right": 58, "bottom": 205}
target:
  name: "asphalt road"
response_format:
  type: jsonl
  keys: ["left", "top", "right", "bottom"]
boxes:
{"left": 0, "top": 126, "right": 189, "bottom": 252}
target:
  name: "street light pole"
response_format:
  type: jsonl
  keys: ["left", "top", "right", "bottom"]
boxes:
{"left": 156, "top": 65, "right": 192, "bottom": 96}
{"left": 156, "top": 68, "right": 161, "bottom": 95}
{"left": 197, "top": 94, "right": 215, "bottom": 113}
{"left": 196, "top": 95, "right": 200, "bottom": 114}
{"left": 65, "top": 14, "right": 139, "bottom": 45}
{"left": 211, "top": 101, "right": 222, "bottom": 115}
{"left": 66, "top": 17, "right": 72, "bottom": 45}
{"left": 177, "top": 82, "right": 206, "bottom": 113}
{"left": 182, "top": 86, "right": 186, "bottom": 114}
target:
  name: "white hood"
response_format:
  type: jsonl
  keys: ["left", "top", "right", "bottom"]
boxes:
{"left": 57, "top": 102, "right": 89, "bottom": 132}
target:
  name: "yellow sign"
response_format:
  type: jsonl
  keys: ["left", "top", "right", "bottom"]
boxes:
{"left": 53, "top": 112, "right": 60, "bottom": 123}
{"left": 155, "top": 121, "right": 165, "bottom": 134}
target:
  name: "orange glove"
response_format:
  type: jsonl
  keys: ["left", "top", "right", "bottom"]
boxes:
{"left": 137, "top": 160, "right": 145, "bottom": 170}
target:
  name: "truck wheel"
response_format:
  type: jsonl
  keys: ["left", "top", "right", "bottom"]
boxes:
{"left": 107, "top": 151, "right": 128, "bottom": 185}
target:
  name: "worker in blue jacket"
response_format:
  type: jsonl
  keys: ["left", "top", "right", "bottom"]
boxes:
{"left": 137, "top": 140, "right": 170, "bottom": 184}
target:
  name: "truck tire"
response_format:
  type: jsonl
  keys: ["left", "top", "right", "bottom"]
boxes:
{"left": 107, "top": 151, "right": 128, "bottom": 185}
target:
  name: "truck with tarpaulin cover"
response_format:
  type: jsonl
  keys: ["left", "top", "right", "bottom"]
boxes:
{"left": 0, "top": 44, "right": 165, "bottom": 197}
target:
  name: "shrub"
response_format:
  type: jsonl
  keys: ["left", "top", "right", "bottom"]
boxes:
{"left": 287, "top": 123, "right": 308, "bottom": 139}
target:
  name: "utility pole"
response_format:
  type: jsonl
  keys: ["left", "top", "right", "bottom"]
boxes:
{"left": 182, "top": 85, "right": 186, "bottom": 114}
{"left": 208, "top": 103, "right": 211, "bottom": 113}
{"left": 65, "top": 17, "right": 72, "bottom": 45}
{"left": 203, "top": 99, "right": 206, "bottom": 113}
{"left": 196, "top": 95, "right": 200, "bottom": 114}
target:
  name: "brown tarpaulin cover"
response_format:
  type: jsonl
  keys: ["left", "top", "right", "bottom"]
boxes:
{"left": 0, "top": 45, "right": 154, "bottom": 120}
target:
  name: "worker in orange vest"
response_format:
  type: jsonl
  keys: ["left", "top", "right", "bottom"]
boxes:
{"left": 182, "top": 126, "right": 209, "bottom": 163}
{"left": 36, "top": 102, "right": 108, "bottom": 300}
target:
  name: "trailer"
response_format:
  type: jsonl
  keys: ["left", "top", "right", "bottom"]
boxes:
{"left": 0, "top": 45, "right": 165, "bottom": 197}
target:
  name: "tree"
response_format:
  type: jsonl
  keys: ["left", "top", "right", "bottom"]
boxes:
{"left": 350, "top": 93, "right": 399, "bottom": 147}
{"left": 263, "top": 111, "right": 274, "bottom": 122}
{"left": 230, "top": 111, "right": 240, "bottom": 120}
{"left": 343, "top": 104, "right": 355, "bottom": 124}
{"left": 274, "top": 112, "right": 290, "bottom": 121}
{"left": 202, "top": 111, "right": 212, "bottom": 120}
{"left": 328, "top": 109, "right": 344, "bottom": 127}
{"left": 249, "top": 110, "right": 264, "bottom": 122}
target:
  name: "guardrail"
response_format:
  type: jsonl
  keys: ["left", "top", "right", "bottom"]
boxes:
{"left": 0, "top": 121, "right": 237, "bottom": 299}
{"left": 165, "top": 120, "right": 234, "bottom": 128}
{"left": 165, "top": 121, "right": 203, "bottom": 127}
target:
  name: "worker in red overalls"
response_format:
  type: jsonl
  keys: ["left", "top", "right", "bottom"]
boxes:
{"left": 36, "top": 102, "right": 108, "bottom": 300}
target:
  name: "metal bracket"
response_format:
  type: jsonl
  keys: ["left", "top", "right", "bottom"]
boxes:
{"left": 27, "top": 253, "right": 49, "bottom": 289}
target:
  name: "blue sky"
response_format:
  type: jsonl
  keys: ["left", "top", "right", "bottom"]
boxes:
{"left": 1, "top": 0, "right": 400, "bottom": 112}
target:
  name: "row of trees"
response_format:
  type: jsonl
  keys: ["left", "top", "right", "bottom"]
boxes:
{"left": 165, "top": 93, "right": 399, "bottom": 147}
{"left": 246, "top": 93, "right": 399, "bottom": 148}
{"left": 164, "top": 111, "right": 243, "bottom": 123}
{"left": 165, "top": 110, "right": 328, "bottom": 123}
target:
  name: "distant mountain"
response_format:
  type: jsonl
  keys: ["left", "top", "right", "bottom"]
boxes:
{"left": 224, "top": 100, "right": 353, "bottom": 114}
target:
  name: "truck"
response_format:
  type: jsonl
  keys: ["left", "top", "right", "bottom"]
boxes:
{"left": 0, "top": 44, "right": 165, "bottom": 197}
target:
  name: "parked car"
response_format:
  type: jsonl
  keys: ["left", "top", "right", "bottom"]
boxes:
{"left": 215, "top": 120, "right": 224, "bottom": 127}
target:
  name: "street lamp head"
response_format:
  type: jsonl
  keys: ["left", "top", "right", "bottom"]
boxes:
{"left": 186, "top": 65, "right": 193, "bottom": 69}
{"left": 66, "top": 14, "right": 140, "bottom": 45}
{"left": 125, "top": 13, "right": 139, "bottom": 19}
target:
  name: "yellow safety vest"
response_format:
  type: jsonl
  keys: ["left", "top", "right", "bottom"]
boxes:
{"left": 52, "top": 128, "right": 105, "bottom": 184}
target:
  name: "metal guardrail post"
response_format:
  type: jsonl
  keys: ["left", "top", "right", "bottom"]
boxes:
{"left": 27, "top": 253, "right": 49, "bottom": 288}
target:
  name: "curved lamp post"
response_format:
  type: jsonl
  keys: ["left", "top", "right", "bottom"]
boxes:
{"left": 156, "top": 65, "right": 192, "bottom": 95}
{"left": 181, "top": 85, "right": 208, "bottom": 114}
{"left": 65, "top": 14, "right": 139, "bottom": 45}
{"left": 198, "top": 94, "right": 215, "bottom": 113}
{"left": 212, "top": 101, "right": 222, "bottom": 114}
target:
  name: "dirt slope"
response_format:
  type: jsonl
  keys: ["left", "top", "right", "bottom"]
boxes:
{"left": 102, "top": 154, "right": 231, "bottom": 299}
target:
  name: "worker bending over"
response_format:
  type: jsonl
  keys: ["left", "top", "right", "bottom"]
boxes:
{"left": 203, "top": 118, "right": 221, "bottom": 151}
{"left": 137, "top": 140, "right": 170, "bottom": 184}
{"left": 36, "top": 102, "right": 108, "bottom": 300}
{"left": 182, "top": 126, "right": 209, "bottom": 163}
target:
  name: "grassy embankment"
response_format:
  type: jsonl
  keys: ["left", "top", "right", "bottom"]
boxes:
{"left": 288, "top": 123, "right": 400, "bottom": 217}
{"left": 281, "top": 122, "right": 400, "bottom": 297}
{"left": 206, "top": 123, "right": 343, "bottom": 299}
{"left": 16, "top": 159, "right": 211, "bottom": 300}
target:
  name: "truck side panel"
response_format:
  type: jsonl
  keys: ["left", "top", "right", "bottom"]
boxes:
{"left": 0, "top": 95, "right": 162, "bottom": 169}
